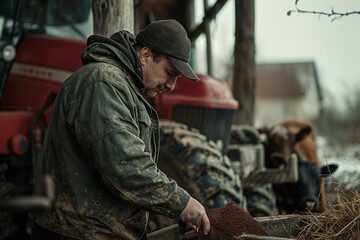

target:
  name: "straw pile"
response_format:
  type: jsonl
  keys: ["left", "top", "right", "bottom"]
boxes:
{"left": 297, "top": 186, "right": 360, "bottom": 240}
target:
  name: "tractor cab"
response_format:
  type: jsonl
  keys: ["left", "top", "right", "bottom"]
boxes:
{"left": 0, "top": 0, "right": 92, "bottom": 104}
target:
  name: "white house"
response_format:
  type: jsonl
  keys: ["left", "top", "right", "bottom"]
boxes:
{"left": 254, "top": 62, "right": 323, "bottom": 127}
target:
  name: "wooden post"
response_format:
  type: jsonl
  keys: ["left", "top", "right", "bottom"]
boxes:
{"left": 183, "top": 0, "right": 194, "bottom": 33}
{"left": 92, "top": 0, "right": 134, "bottom": 37}
{"left": 232, "top": 0, "right": 255, "bottom": 125}
{"left": 188, "top": 0, "right": 228, "bottom": 40}
{"left": 203, "top": 0, "right": 213, "bottom": 76}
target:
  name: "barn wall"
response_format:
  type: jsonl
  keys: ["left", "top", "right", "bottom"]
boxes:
{"left": 255, "top": 97, "right": 302, "bottom": 127}
{"left": 255, "top": 62, "right": 322, "bottom": 127}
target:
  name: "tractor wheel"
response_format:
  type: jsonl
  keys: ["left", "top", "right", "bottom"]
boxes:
{"left": 229, "top": 124, "right": 278, "bottom": 217}
{"left": 147, "top": 120, "right": 245, "bottom": 232}
{"left": 244, "top": 184, "right": 278, "bottom": 217}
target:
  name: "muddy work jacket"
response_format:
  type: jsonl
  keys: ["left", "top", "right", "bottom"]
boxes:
{"left": 35, "top": 40, "right": 190, "bottom": 240}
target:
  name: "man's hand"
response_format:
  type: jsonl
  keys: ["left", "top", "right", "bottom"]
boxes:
{"left": 179, "top": 197, "right": 210, "bottom": 235}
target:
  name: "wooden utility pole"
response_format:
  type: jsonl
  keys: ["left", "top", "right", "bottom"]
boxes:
{"left": 203, "top": 0, "right": 213, "bottom": 76}
{"left": 233, "top": 0, "right": 255, "bottom": 125}
{"left": 92, "top": 0, "right": 134, "bottom": 36}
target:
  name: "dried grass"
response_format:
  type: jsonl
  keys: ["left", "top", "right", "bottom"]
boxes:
{"left": 296, "top": 185, "right": 360, "bottom": 240}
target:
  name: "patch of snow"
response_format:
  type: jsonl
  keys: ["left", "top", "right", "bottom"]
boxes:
{"left": 317, "top": 137, "right": 360, "bottom": 190}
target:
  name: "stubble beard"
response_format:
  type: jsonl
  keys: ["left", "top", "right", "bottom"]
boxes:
{"left": 141, "top": 88, "right": 158, "bottom": 97}
{"left": 142, "top": 85, "right": 166, "bottom": 97}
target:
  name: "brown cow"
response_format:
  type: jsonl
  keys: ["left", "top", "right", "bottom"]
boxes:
{"left": 260, "top": 118, "right": 337, "bottom": 213}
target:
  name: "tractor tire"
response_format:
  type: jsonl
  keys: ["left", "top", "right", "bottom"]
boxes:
{"left": 229, "top": 125, "right": 278, "bottom": 217}
{"left": 147, "top": 120, "right": 245, "bottom": 232}
{"left": 244, "top": 184, "right": 278, "bottom": 217}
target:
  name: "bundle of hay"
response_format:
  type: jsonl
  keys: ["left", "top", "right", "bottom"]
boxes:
{"left": 297, "top": 187, "right": 360, "bottom": 240}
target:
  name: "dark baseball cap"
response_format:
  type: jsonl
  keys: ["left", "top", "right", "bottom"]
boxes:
{"left": 136, "top": 19, "right": 199, "bottom": 81}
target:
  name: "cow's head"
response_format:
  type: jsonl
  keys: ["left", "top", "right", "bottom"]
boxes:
{"left": 260, "top": 123, "right": 312, "bottom": 168}
{"left": 274, "top": 155, "right": 338, "bottom": 213}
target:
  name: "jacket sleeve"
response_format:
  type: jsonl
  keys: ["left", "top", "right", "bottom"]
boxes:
{"left": 73, "top": 80, "right": 190, "bottom": 218}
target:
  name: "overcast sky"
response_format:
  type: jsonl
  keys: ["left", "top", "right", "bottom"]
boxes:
{"left": 255, "top": 0, "right": 360, "bottom": 107}
{"left": 194, "top": 0, "right": 360, "bottom": 109}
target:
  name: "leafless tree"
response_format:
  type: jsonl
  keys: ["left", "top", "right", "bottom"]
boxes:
{"left": 287, "top": 0, "right": 360, "bottom": 21}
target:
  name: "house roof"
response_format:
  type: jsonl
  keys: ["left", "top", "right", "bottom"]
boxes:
{"left": 256, "top": 62, "right": 322, "bottom": 101}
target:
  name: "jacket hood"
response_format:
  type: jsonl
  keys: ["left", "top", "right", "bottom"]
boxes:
{"left": 82, "top": 31, "right": 144, "bottom": 89}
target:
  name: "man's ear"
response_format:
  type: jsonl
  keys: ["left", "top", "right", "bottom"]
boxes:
{"left": 139, "top": 47, "right": 152, "bottom": 66}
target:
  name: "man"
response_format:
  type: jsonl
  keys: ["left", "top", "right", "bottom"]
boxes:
{"left": 31, "top": 19, "right": 210, "bottom": 239}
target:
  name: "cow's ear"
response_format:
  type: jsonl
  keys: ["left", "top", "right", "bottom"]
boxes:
{"left": 295, "top": 127, "right": 312, "bottom": 143}
{"left": 257, "top": 127, "right": 269, "bottom": 134}
{"left": 320, "top": 164, "right": 338, "bottom": 177}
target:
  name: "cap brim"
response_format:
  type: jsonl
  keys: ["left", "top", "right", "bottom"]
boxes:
{"left": 168, "top": 57, "right": 199, "bottom": 81}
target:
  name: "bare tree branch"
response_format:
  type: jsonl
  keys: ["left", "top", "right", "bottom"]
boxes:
{"left": 287, "top": 0, "right": 360, "bottom": 21}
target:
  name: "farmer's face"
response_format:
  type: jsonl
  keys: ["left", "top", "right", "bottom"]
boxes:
{"left": 139, "top": 47, "right": 180, "bottom": 97}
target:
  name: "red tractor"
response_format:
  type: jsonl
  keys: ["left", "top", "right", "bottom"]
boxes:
{"left": 0, "top": 0, "right": 243, "bottom": 237}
